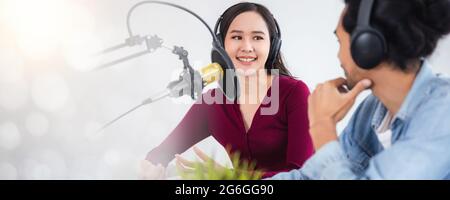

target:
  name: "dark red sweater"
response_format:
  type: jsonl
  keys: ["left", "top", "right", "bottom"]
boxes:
{"left": 146, "top": 75, "right": 314, "bottom": 178}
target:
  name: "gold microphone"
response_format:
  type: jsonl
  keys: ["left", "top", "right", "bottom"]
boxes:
{"left": 200, "top": 63, "right": 223, "bottom": 86}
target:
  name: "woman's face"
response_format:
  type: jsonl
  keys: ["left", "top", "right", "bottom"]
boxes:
{"left": 224, "top": 11, "right": 271, "bottom": 76}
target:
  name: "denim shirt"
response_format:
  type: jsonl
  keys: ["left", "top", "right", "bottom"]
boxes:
{"left": 271, "top": 61, "right": 450, "bottom": 180}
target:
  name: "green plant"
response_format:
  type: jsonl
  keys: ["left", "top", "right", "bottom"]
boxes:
{"left": 177, "top": 151, "right": 262, "bottom": 180}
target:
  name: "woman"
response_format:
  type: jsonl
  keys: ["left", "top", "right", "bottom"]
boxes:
{"left": 142, "top": 2, "right": 313, "bottom": 179}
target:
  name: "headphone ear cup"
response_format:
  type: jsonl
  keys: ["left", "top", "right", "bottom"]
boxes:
{"left": 211, "top": 38, "right": 239, "bottom": 100}
{"left": 211, "top": 42, "right": 232, "bottom": 70}
{"left": 351, "top": 28, "right": 386, "bottom": 70}
{"left": 211, "top": 33, "right": 231, "bottom": 70}
{"left": 267, "top": 37, "right": 282, "bottom": 69}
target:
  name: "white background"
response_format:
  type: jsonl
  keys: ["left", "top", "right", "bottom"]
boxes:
{"left": 0, "top": 0, "right": 449, "bottom": 179}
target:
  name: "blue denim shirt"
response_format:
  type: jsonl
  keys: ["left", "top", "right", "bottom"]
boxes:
{"left": 271, "top": 61, "right": 450, "bottom": 180}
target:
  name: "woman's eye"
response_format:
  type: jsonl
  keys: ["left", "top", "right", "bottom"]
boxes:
{"left": 254, "top": 36, "right": 264, "bottom": 40}
{"left": 231, "top": 36, "right": 242, "bottom": 40}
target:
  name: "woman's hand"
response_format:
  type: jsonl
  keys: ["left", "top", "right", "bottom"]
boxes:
{"left": 139, "top": 160, "right": 166, "bottom": 180}
{"left": 175, "top": 146, "right": 226, "bottom": 174}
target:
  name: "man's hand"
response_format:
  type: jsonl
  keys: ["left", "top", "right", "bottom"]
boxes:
{"left": 308, "top": 78, "right": 372, "bottom": 150}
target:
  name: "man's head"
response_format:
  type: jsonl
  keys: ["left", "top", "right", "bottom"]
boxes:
{"left": 335, "top": 8, "right": 367, "bottom": 90}
{"left": 336, "top": 0, "right": 450, "bottom": 89}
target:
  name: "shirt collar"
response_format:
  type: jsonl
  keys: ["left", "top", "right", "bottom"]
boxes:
{"left": 371, "top": 60, "right": 435, "bottom": 131}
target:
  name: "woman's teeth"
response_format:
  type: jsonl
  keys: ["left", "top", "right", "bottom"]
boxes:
{"left": 237, "top": 57, "right": 257, "bottom": 62}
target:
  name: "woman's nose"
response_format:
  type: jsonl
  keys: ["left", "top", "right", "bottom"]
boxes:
{"left": 240, "top": 39, "right": 254, "bottom": 53}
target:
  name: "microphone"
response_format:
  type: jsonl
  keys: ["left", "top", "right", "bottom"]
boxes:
{"left": 199, "top": 63, "right": 223, "bottom": 86}
{"left": 97, "top": 63, "right": 223, "bottom": 132}
{"left": 148, "top": 62, "right": 223, "bottom": 103}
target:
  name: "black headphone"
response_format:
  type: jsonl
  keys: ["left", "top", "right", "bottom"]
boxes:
{"left": 211, "top": 27, "right": 238, "bottom": 100}
{"left": 212, "top": 3, "right": 282, "bottom": 70}
{"left": 351, "top": 0, "right": 387, "bottom": 70}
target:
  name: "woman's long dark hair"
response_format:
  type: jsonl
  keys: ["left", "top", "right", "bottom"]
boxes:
{"left": 217, "top": 2, "right": 293, "bottom": 77}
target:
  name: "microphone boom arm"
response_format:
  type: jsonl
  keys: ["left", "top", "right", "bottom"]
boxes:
{"left": 95, "top": 35, "right": 164, "bottom": 70}
{"left": 95, "top": 0, "right": 216, "bottom": 132}
{"left": 97, "top": 45, "right": 203, "bottom": 132}
{"left": 171, "top": 46, "right": 200, "bottom": 100}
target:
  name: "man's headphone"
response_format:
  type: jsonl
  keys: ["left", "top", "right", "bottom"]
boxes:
{"left": 212, "top": 3, "right": 282, "bottom": 70}
{"left": 351, "top": 0, "right": 387, "bottom": 70}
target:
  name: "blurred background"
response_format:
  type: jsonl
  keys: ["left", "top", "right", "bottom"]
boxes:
{"left": 0, "top": 0, "right": 449, "bottom": 179}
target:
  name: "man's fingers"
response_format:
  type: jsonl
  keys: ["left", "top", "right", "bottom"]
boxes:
{"left": 328, "top": 77, "right": 347, "bottom": 87}
{"left": 338, "top": 85, "right": 349, "bottom": 93}
{"left": 347, "top": 79, "right": 372, "bottom": 98}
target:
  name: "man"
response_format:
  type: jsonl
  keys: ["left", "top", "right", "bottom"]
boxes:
{"left": 271, "top": 0, "right": 450, "bottom": 179}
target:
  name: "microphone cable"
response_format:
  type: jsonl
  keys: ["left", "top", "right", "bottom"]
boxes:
{"left": 126, "top": 1, "right": 220, "bottom": 44}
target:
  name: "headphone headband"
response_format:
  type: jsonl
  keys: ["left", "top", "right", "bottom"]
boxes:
{"left": 357, "top": 0, "right": 375, "bottom": 27}
{"left": 214, "top": 4, "right": 281, "bottom": 40}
